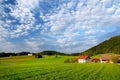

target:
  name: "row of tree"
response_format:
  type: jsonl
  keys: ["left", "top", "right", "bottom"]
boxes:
{"left": 0, "top": 50, "right": 69, "bottom": 57}
{"left": 0, "top": 52, "right": 35, "bottom": 57}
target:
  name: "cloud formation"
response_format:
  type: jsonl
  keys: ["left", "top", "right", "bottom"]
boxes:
{"left": 40, "top": 0, "right": 120, "bottom": 53}
{"left": 0, "top": 0, "right": 120, "bottom": 53}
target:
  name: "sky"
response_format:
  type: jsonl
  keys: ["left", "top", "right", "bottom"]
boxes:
{"left": 0, "top": 0, "right": 120, "bottom": 53}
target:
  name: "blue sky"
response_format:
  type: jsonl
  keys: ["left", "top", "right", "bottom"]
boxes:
{"left": 0, "top": 0, "right": 120, "bottom": 53}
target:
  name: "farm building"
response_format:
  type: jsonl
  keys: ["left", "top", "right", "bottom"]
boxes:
{"left": 28, "top": 54, "right": 33, "bottom": 56}
{"left": 91, "top": 58, "right": 100, "bottom": 63}
{"left": 78, "top": 56, "right": 90, "bottom": 63}
{"left": 100, "top": 54, "right": 113, "bottom": 63}
{"left": 115, "top": 54, "right": 120, "bottom": 59}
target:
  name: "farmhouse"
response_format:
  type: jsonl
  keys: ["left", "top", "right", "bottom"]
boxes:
{"left": 78, "top": 56, "right": 90, "bottom": 63}
{"left": 91, "top": 58, "right": 100, "bottom": 63}
{"left": 100, "top": 54, "right": 112, "bottom": 63}
{"left": 28, "top": 54, "right": 33, "bottom": 56}
{"left": 115, "top": 54, "right": 120, "bottom": 59}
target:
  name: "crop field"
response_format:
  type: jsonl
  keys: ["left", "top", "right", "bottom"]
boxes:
{"left": 0, "top": 56, "right": 120, "bottom": 80}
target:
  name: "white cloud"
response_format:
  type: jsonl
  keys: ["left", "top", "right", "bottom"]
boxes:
{"left": 16, "top": 0, "right": 40, "bottom": 10}
{"left": 101, "top": 0, "right": 113, "bottom": 8}
{"left": 0, "top": 41, "right": 15, "bottom": 52}
{"left": 114, "top": 0, "right": 120, "bottom": 3}
{"left": 115, "top": 8, "right": 120, "bottom": 15}
{"left": 0, "top": 0, "right": 120, "bottom": 53}
{"left": 39, "top": 0, "right": 120, "bottom": 53}
{"left": 0, "top": 0, "right": 41, "bottom": 38}
{"left": 0, "top": 0, "right": 42, "bottom": 52}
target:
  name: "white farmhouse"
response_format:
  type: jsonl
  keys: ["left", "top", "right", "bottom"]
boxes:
{"left": 28, "top": 54, "right": 33, "bottom": 56}
{"left": 78, "top": 56, "right": 90, "bottom": 63}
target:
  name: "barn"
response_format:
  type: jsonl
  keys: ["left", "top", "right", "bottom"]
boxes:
{"left": 78, "top": 56, "right": 90, "bottom": 63}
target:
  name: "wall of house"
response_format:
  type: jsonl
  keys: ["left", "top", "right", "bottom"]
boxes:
{"left": 78, "top": 59, "right": 85, "bottom": 63}
{"left": 78, "top": 58, "right": 90, "bottom": 63}
{"left": 28, "top": 54, "right": 32, "bottom": 56}
{"left": 85, "top": 58, "right": 90, "bottom": 63}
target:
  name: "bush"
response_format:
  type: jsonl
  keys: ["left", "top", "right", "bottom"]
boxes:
{"left": 71, "top": 58, "right": 78, "bottom": 63}
{"left": 64, "top": 58, "right": 78, "bottom": 63}
{"left": 35, "top": 53, "right": 42, "bottom": 58}
{"left": 64, "top": 58, "right": 70, "bottom": 63}
{"left": 117, "top": 60, "right": 120, "bottom": 63}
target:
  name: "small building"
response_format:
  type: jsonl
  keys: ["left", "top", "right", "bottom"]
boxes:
{"left": 91, "top": 58, "right": 100, "bottom": 63}
{"left": 100, "top": 54, "right": 112, "bottom": 63}
{"left": 78, "top": 56, "right": 90, "bottom": 63}
{"left": 28, "top": 54, "right": 33, "bottom": 56}
{"left": 115, "top": 54, "right": 120, "bottom": 59}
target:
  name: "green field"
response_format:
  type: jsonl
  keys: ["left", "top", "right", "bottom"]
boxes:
{"left": 0, "top": 56, "right": 120, "bottom": 80}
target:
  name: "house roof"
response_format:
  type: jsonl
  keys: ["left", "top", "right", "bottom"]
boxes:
{"left": 78, "top": 56, "right": 90, "bottom": 59}
{"left": 91, "top": 58, "right": 100, "bottom": 62}
{"left": 100, "top": 54, "right": 112, "bottom": 60}
{"left": 116, "top": 55, "right": 120, "bottom": 58}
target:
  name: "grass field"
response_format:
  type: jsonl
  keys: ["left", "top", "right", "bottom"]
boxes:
{"left": 0, "top": 56, "right": 120, "bottom": 80}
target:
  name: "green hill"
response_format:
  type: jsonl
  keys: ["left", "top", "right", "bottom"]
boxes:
{"left": 81, "top": 35, "right": 120, "bottom": 56}
{"left": 38, "top": 50, "right": 68, "bottom": 56}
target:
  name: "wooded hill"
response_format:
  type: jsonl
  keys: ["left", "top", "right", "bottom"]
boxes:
{"left": 0, "top": 35, "right": 120, "bottom": 57}
{"left": 38, "top": 50, "right": 68, "bottom": 56}
{"left": 81, "top": 35, "right": 120, "bottom": 56}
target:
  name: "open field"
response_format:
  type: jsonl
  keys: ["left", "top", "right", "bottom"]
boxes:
{"left": 0, "top": 56, "right": 120, "bottom": 80}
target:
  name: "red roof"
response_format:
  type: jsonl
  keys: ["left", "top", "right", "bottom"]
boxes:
{"left": 78, "top": 56, "right": 90, "bottom": 59}
{"left": 100, "top": 54, "right": 112, "bottom": 60}
{"left": 92, "top": 58, "right": 100, "bottom": 60}
{"left": 91, "top": 58, "right": 100, "bottom": 62}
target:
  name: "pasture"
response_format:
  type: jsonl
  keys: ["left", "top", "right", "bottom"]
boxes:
{"left": 0, "top": 56, "right": 120, "bottom": 80}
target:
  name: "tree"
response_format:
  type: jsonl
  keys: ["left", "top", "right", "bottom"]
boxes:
{"left": 17, "top": 52, "right": 31, "bottom": 56}
{"left": 64, "top": 58, "right": 70, "bottom": 63}
{"left": 35, "top": 53, "right": 42, "bottom": 58}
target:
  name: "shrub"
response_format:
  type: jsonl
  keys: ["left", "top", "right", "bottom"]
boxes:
{"left": 117, "top": 60, "right": 120, "bottom": 63}
{"left": 64, "top": 58, "right": 78, "bottom": 63}
{"left": 64, "top": 58, "right": 70, "bottom": 63}
{"left": 35, "top": 53, "right": 42, "bottom": 58}
{"left": 71, "top": 58, "right": 78, "bottom": 63}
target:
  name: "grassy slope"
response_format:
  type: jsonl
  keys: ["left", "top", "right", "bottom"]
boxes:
{"left": 82, "top": 35, "right": 120, "bottom": 56}
{"left": 0, "top": 56, "right": 120, "bottom": 80}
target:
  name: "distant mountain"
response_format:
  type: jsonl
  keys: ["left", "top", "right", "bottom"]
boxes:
{"left": 81, "top": 35, "right": 120, "bottom": 56}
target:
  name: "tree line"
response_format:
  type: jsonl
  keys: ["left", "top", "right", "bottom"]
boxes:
{"left": 0, "top": 50, "right": 69, "bottom": 57}
{"left": 0, "top": 52, "right": 36, "bottom": 57}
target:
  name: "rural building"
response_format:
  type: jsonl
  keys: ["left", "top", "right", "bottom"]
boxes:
{"left": 91, "top": 58, "right": 100, "bottom": 63}
{"left": 115, "top": 54, "right": 120, "bottom": 59}
{"left": 100, "top": 54, "right": 113, "bottom": 63}
{"left": 78, "top": 56, "right": 90, "bottom": 63}
{"left": 28, "top": 54, "right": 33, "bottom": 56}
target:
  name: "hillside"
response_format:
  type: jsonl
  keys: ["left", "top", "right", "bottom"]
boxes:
{"left": 81, "top": 35, "right": 120, "bottom": 56}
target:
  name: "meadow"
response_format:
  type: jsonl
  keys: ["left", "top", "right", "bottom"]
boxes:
{"left": 0, "top": 56, "right": 120, "bottom": 80}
